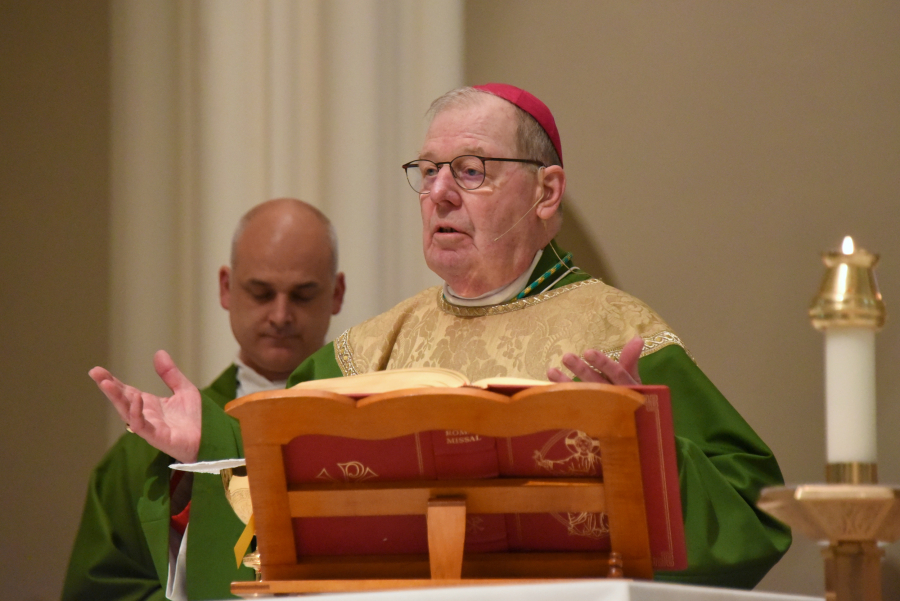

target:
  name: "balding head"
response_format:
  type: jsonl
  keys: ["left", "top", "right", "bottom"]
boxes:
{"left": 220, "top": 198, "right": 345, "bottom": 381}
{"left": 231, "top": 198, "right": 338, "bottom": 274}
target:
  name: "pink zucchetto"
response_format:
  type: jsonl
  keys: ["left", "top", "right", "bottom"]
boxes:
{"left": 473, "top": 83, "right": 563, "bottom": 166}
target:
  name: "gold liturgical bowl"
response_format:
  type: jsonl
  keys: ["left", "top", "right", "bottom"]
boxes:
{"left": 221, "top": 465, "right": 261, "bottom": 579}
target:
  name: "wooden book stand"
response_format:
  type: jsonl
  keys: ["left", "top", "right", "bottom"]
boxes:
{"left": 225, "top": 382, "right": 653, "bottom": 596}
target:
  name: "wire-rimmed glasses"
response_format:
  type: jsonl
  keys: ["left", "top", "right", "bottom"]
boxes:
{"left": 401, "top": 155, "right": 544, "bottom": 194}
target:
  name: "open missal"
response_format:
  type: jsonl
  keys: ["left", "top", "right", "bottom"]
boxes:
{"left": 290, "top": 366, "right": 552, "bottom": 397}
{"left": 285, "top": 367, "right": 687, "bottom": 571}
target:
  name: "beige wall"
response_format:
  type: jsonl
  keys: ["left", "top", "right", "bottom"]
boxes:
{"left": 466, "top": 0, "right": 900, "bottom": 596}
{"left": 0, "top": 1, "right": 110, "bottom": 599}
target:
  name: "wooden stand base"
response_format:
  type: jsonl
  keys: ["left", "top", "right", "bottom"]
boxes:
{"left": 822, "top": 541, "right": 883, "bottom": 601}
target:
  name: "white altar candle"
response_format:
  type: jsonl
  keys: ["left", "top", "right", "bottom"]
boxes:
{"left": 825, "top": 327, "right": 877, "bottom": 463}
{"left": 810, "top": 235, "right": 885, "bottom": 478}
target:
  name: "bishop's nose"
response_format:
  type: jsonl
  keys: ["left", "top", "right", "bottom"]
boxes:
{"left": 427, "top": 164, "right": 462, "bottom": 205}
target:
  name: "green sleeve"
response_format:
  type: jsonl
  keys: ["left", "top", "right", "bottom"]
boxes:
{"left": 639, "top": 345, "right": 792, "bottom": 587}
{"left": 61, "top": 435, "right": 171, "bottom": 601}
{"left": 196, "top": 364, "right": 244, "bottom": 462}
{"left": 196, "top": 393, "right": 244, "bottom": 462}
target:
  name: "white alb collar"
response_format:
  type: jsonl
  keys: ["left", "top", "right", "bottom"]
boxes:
{"left": 234, "top": 356, "right": 287, "bottom": 397}
{"left": 443, "top": 250, "right": 542, "bottom": 307}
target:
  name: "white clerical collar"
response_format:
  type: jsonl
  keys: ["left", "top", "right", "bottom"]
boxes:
{"left": 234, "top": 357, "right": 287, "bottom": 397}
{"left": 443, "top": 250, "right": 542, "bottom": 307}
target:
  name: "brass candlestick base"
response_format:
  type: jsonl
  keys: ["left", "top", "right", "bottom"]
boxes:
{"left": 758, "top": 484, "right": 900, "bottom": 601}
{"left": 827, "top": 462, "right": 878, "bottom": 484}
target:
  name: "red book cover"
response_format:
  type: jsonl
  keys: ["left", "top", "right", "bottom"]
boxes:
{"left": 279, "top": 385, "right": 686, "bottom": 571}
{"left": 632, "top": 385, "right": 687, "bottom": 570}
{"left": 494, "top": 385, "right": 685, "bottom": 570}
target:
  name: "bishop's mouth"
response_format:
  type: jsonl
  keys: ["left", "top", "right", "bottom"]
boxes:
{"left": 437, "top": 227, "right": 460, "bottom": 233}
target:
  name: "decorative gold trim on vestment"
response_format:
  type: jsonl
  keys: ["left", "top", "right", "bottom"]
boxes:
{"left": 438, "top": 279, "right": 604, "bottom": 317}
{"left": 603, "top": 330, "right": 688, "bottom": 361}
{"left": 335, "top": 328, "right": 357, "bottom": 376}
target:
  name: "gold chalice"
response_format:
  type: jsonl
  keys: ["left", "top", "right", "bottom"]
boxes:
{"left": 221, "top": 465, "right": 261, "bottom": 580}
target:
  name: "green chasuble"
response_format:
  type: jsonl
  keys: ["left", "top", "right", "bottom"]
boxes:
{"left": 193, "top": 241, "right": 791, "bottom": 597}
{"left": 62, "top": 365, "right": 251, "bottom": 601}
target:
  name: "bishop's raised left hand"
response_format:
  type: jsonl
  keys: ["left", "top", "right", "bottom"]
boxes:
{"left": 547, "top": 335, "right": 644, "bottom": 386}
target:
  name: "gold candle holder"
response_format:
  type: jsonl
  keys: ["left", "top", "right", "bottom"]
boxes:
{"left": 758, "top": 237, "right": 893, "bottom": 601}
{"left": 808, "top": 237, "right": 885, "bottom": 484}
{"left": 758, "top": 485, "right": 900, "bottom": 601}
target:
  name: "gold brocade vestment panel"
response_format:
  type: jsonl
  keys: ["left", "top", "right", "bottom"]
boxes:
{"left": 335, "top": 279, "right": 685, "bottom": 379}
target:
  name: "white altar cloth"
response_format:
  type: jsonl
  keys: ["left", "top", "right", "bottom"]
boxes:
{"left": 229, "top": 580, "right": 822, "bottom": 601}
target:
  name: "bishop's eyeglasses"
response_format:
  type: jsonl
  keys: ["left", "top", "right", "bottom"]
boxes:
{"left": 401, "top": 155, "right": 544, "bottom": 194}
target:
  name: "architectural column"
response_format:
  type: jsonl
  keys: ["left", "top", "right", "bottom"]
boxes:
{"left": 108, "top": 0, "right": 182, "bottom": 419}
{"left": 108, "top": 0, "right": 462, "bottom": 441}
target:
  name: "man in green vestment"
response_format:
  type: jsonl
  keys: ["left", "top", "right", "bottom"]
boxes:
{"left": 90, "top": 85, "right": 791, "bottom": 599}
{"left": 63, "top": 198, "right": 345, "bottom": 601}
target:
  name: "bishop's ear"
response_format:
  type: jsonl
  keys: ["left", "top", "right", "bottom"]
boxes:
{"left": 536, "top": 165, "right": 566, "bottom": 221}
